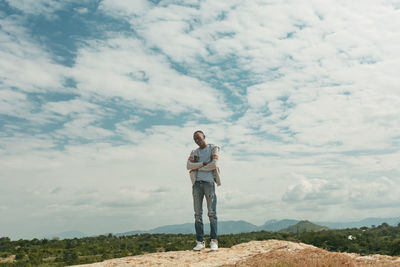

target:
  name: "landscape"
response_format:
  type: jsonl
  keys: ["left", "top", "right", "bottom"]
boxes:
{"left": 73, "top": 239, "right": 400, "bottom": 267}
{"left": 2, "top": 0, "right": 400, "bottom": 266}
{"left": 1, "top": 217, "right": 400, "bottom": 266}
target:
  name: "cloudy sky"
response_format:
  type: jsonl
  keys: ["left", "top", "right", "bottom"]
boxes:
{"left": 1, "top": 0, "right": 400, "bottom": 240}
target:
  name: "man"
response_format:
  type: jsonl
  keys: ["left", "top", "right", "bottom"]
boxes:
{"left": 187, "top": 130, "right": 221, "bottom": 251}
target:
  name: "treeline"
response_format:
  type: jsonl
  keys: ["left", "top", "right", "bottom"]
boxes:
{"left": 1, "top": 223, "right": 400, "bottom": 266}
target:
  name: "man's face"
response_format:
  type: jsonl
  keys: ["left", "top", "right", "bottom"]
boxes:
{"left": 193, "top": 132, "right": 206, "bottom": 148}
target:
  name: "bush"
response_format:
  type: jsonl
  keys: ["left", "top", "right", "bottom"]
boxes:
{"left": 62, "top": 249, "right": 78, "bottom": 265}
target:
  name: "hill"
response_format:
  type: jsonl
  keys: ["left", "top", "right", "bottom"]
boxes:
{"left": 74, "top": 239, "right": 400, "bottom": 267}
{"left": 279, "top": 220, "right": 329, "bottom": 232}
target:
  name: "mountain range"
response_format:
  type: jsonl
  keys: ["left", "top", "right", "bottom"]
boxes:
{"left": 42, "top": 216, "right": 400, "bottom": 239}
{"left": 115, "top": 216, "right": 400, "bottom": 237}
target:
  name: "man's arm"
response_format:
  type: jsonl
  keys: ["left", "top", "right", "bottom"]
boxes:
{"left": 196, "top": 154, "right": 218, "bottom": 171}
{"left": 186, "top": 152, "right": 203, "bottom": 170}
{"left": 197, "top": 146, "right": 220, "bottom": 171}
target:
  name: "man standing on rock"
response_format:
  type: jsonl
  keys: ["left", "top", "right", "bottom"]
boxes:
{"left": 187, "top": 130, "right": 221, "bottom": 251}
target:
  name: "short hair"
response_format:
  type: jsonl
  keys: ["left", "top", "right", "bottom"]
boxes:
{"left": 193, "top": 130, "right": 205, "bottom": 138}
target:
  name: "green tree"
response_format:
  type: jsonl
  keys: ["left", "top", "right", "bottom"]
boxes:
{"left": 28, "top": 251, "right": 42, "bottom": 265}
{"left": 63, "top": 249, "right": 78, "bottom": 265}
{"left": 15, "top": 251, "right": 25, "bottom": 260}
{"left": 390, "top": 239, "right": 400, "bottom": 255}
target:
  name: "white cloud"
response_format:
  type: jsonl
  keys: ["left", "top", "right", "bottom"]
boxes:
{"left": 239, "top": 1, "right": 400, "bottom": 152}
{"left": 282, "top": 174, "right": 400, "bottom": 218}
{"left": 0, "top": 125, "right": 199, "bottom": 238}
{"left": 0, "top": 136, "right": 56, "bottom": 157}
{"left": 0, "top": 16, "right": 68, "bottom": 93}
{"left": 99, "top": 0, "right": 152, "bottom": 18}
{"left": 41, "top": 98, "right": 116, "bottom": 141}
{"left": 5, "top": 0, "right": 65, "bottom": 19}
{"left": 56, "top": 115, "right": 114, "bottom": 140}
{"left": 74, "top": 7, "right": 88, "bottom": 15}
{"left": 71, "top": 37, "right": 232, "bottom": 121}
{"left": 98, "top": 0, "right": 400, "bottom": 154}
{"left": 348, "top": 176, "right": 400, "bottom": 208}
{"left": 282, "top": 176, "right": 345, "bottom": 205}
{"left": 0, "top": 90, "right": 32, "bottom": 118}
{"left": 44, "top": 99, "right": 99, "bottom": 116}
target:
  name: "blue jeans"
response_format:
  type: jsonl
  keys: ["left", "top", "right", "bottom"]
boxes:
{"left": 192, "top": 181, "right": 217, "bottom": 241}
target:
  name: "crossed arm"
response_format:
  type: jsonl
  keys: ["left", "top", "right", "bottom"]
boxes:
{"left": 186, "top": 154, "right": 219, "bottom": 171}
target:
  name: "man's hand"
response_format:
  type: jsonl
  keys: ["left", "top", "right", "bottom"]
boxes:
{"left": 202, "top": 161, "right": 210, "bottom": 166}
{"left": 188, "top": 156, "right": 200, "bottom": 163}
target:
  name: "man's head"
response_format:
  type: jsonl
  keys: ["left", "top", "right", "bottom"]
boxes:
{"left": 193, "top": 130, "right": 206, "bottom": 148}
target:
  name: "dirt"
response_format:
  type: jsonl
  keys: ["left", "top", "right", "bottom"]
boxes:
{"left": 0, "top": 255, "right": 15, "bottom": 263}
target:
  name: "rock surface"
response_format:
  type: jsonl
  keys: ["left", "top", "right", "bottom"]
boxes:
{"left": 74, "top": 239, "right": 400, "bottom": 267}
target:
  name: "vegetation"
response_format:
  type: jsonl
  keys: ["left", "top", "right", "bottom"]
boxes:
{"left": 1, "top": 223, "right": 400, "bottom": 266}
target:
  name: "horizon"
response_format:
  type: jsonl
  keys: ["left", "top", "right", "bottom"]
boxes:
{"left": 1, "top": 0, "right": 400, "bottom": 240}
{"left": 6, "top": 215, "right": 400, "bottom": 241}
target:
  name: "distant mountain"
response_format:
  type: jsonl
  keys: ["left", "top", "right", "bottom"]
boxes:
{"left": 45, "top": 231, "right": 86, "bottom": 239}
{"left": 115, "top": 223, "right": 193, "bottom": 236}
{"left": 314, "top": 217, "right": 400, "bottom": 229}
{"left": 115, "top": 220, "right": 259, "bottom": 236}
{"left": 114, "top": 230, "right": 148, "bottom": 236}
{"left": 218, "top": 220, "right": 259, "bottom": 234}
{"left": 150, "top": 223, "right": 194, "bottom": 234}
{"left": 279, "top": 220, "right": 329, "bottom": 233}
{"left": 258, "top": 219, "right": 299, "bottom": 232}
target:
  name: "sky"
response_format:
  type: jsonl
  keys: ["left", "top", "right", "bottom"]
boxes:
{"left": 1, "top": 0, "right": 400, "bottom": 240}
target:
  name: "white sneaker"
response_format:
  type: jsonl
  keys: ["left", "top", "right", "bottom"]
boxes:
{"left": 193, "top": 241, "right": 205, "bottom": 251}
{"left": 210, "top": 239, "right": 218, "bottom": 251}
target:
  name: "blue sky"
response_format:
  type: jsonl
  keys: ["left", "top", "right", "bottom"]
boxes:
{"left": 1, "top": 0, "right": 400, "bottom": 240}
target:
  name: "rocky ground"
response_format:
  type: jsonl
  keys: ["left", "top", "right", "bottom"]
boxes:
{"left": 74, "top": 239, "right": 400, "bottom": 267}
